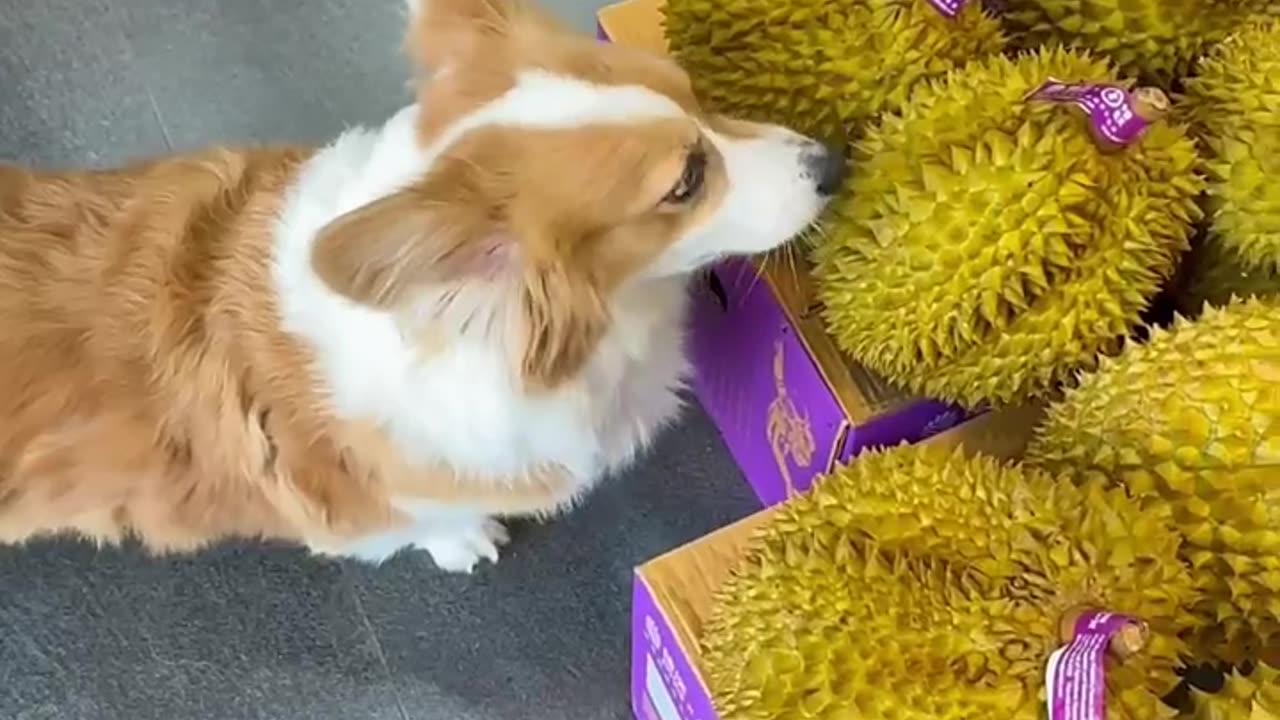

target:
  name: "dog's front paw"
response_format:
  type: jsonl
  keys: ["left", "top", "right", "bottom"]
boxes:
{"left": 415, "top": 518, "right": 510, "bottom": 574}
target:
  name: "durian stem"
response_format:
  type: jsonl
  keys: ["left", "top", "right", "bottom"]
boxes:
{"left": 1058, "top": 606, "right": 1149, "bottom": 660}
{"left": 1130, "top": 87, "right": 1171, "bottom": 123}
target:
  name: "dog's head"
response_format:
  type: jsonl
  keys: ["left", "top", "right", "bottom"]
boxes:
{"left": 312, "top": 0, "right": 845, "bottom": 389}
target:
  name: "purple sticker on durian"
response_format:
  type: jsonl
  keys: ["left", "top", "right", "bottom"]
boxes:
{"left": 1044, "top": 611, "right": 1137, "bottom": 720}
{"left": 927, "top": 0, "right": 969, "bottom": 17}
{"left": 1029, "top": 79, "right": 1153, "bottom": 146}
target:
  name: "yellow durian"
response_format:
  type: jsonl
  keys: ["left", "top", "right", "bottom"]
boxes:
{"left": 1025, "top": 296, "right": 1280, "bottom": 667}
{"left": 999, "top": 0, "right": 1275, "bottom": 86}
{"left": 811, "top": 47, "right": 1204, "bottom": 408}
{"left": 700, "top": 443, "right": 1195, "bottom": 720}
{"left": 661, "top": 0, "right": 1005, "bottom": 142}
{"left": 1182, "top": 17, "right": 1280, "bottom": 278}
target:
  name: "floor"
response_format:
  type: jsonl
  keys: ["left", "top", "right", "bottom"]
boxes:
{"left": 0, "top": 2, "right": 761, "bottom": 719}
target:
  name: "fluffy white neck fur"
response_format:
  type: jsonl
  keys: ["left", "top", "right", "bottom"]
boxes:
{"left": 271, "top": 104, "right": 692, "bottom": 495}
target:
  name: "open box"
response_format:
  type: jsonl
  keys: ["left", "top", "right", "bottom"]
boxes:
{"left": 628, "top": 404, "right": 1046, "bottom": 720}
{"left": 596, "top": 0, "right": 987, "bottom": 508}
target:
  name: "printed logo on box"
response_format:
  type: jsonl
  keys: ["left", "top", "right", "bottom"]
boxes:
{"left": 643, "top": 614, "right": 704, "bottom": 720}
{"left": 921, "top": 408, "right": 964, "bottom": 437}
{"left": 645, "top": 616, "right": 662, "bottom": 651}
{"left": 766, "top": 339, "right": 816, "bottom": 499}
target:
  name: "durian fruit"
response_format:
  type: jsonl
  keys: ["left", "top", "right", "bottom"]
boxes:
{"left": 999, "top": 0, "right": 1270, "bottom": 86}
{"left": 1181, "top": 17, "right": 1280, "bottom": 277}
{"left": 1024, "top": 296, "right": 1280, "bottom": 667}
{"left": 700, "top": 443, "right": 1196, "bottom": 720}
{"left": 1176, "top": 238, "right": 1280, "bottom": 316}
{"left": 811, "top": 47, "right": 1204, "bottom": 408}
{"left": 661, "top": 0, "right": 1005, "bottom": 142}
{"left": 1187, "top": 662, "right": 1280, "bottom": 719}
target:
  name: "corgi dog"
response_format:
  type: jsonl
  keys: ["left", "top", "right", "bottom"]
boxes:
{"left": 0, "top": 0, "right": 845, "bottom": 572}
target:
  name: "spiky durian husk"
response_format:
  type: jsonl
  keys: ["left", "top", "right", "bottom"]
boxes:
{"left": 1182, "top": 17, "right": 1280, "bottom": 277}
{"left": 1176, "top": 238, "right": 1280, "bottom": 316}
{"left": 703, "top": 541, "right": 1035, "bottom": 720}
{"left": 661, "top": 0, "right": 1005, "bottom": 142}
{"left": 1024, "top": 297, "right": 1280, "bottom": 667}
{"left": 1187, "top": 662, "right": 1280, "bottom": 719}
{"left": 810, "top": 47, "right": 1204, "bottom": 408}
{"left": 700, "top": 443, "right": 1193, "bottom": 720}
{"left": 998, "top": 0, "right": 1269, "bottom": 86}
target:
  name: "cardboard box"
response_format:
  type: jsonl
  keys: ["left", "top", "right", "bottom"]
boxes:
{"left": 596, "top": 0, "right": 979, "bottom": 507}
{"left": 628, "top": 404, "right": 1045, "bottom": 720}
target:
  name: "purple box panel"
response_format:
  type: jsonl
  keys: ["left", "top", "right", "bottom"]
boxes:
{"left": 839, "top": 401, "right": 975, "bottom": 462}
{"left": 596, "top": 21, "right": 609, "bottom": 41}
{"left": 631, "top": 575, "right": 718, "bottom": 720}
{"left": 687, "top": 258, "right": 848, "bottom": 507}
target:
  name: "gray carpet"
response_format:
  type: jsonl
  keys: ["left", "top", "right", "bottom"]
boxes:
{"left": 0, "top": 1, "right": 760, "bottom": 718}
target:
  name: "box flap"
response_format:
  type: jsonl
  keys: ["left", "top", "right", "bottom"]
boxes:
{"left": 920, "top": 401, "right": 1044, "bottom": 460}
{"left": 596, "top": 0, "right": 668, "bottom": 52}
{"left": 636, "top": 510, "right": 771, "bottom": 658}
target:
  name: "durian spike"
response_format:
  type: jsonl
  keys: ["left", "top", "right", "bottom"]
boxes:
{"left": 1058, "top": 605, "right": 1150, "bottom": 660}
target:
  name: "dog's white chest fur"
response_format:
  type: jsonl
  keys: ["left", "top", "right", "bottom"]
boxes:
{"left": 272, "top": 105, "right": 691, "bottom": 563}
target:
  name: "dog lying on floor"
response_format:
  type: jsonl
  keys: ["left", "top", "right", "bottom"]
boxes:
{"left": 0, "top": 0, "right": 845, "bottom": 572}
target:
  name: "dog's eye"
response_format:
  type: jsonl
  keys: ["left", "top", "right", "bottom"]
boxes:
{"left": 663, "top": 148, "right": 706, "bottom": 205}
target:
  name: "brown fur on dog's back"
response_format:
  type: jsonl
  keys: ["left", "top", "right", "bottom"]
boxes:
{"left": 0, "top": 148, "right": 402, "bottom": 552}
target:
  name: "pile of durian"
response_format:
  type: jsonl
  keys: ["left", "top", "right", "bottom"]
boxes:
{"left": 661, "top": 0, "right": 1280, "bottom": 717}
{"left": 665, "top": 0, "right": 1280, "bottom": 410}
{"left": 698, "top": 296, "right": 1279, "bottom": 720}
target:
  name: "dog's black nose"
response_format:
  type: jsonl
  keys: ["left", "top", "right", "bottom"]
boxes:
{"left": 806, "top": 141, "right": 849, "bottom": 196}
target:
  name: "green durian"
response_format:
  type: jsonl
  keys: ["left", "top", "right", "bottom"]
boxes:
{"left": 811, "top": 47, "right": 1204, "bottom": 408}
{"left": 1176, "top": 238, "right": 1280, "bottom": 316}
{"left": 700, "top": 443, "right": 1194, "bottom": 720}
{"left": 1025, "top": 297, "right": 1280, "bottom": 667}
{"left": 662, "top": 0, "right": 1005, "bottom": 141}
{"left": 1187, "top": 662, "right": 1280, "bottom": 719}
{"left": 1182, "top": 17, "right": 1280, "bottom": 277}
{"left": 999, "top": 0, "right": 1274, "bottom": 86}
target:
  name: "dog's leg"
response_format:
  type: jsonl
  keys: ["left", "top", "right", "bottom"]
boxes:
{"left": 325, "top": 507, "right": 510, "bottom": 573}
{"left": 410, "top": 514, "right": 510, "bottom": 573}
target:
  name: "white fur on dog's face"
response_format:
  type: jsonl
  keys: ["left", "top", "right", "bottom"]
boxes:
{"left": 646, "top": 121, "right": 836, "bottom": 277}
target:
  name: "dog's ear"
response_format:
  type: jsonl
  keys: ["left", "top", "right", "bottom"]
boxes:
{"left": 518, "top": 259, "right": 609, "bottom": 391}
{"left": 405, "top": 0, "right": 570, "bottom": 69}
{"left": 405, "top": 0, "right": 519, "bottom": 69}
{"left": 311, "top": 188, "right": 512, "bottom": 309}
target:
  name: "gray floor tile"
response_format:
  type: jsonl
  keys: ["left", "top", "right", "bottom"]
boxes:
{"left": 0, "top": 0, "right": 167, "bottom": 167}
{"left": 540, "top": 0, "right": 609, "bottom": 32}
{"left": 0, "top": 541, "right": 403, "bottom": 720}
{"left": 110, "top": 0, "right": 410, "bottom": 151}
